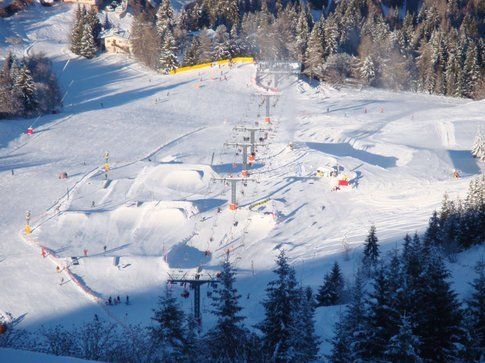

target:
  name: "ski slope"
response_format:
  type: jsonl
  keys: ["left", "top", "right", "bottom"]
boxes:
{"left": 0, "top": 2, "right": 484, "bottom": 354}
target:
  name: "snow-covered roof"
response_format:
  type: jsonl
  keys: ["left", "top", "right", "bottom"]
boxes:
{"left": 100, "top": 27, "right": 130, "bottom": 40}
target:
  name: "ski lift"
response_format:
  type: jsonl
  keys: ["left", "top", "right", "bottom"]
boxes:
{"left": 181, "top": 290, "right": 190, "bottom": 299}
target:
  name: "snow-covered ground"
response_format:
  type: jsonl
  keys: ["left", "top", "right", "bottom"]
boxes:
{"left": 0, "top": 2, "right": 484, "bottom": 356}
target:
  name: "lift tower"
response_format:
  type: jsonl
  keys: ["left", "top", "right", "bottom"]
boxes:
{"left": 212, "top": 176, "right": 256, "bottom": 210}
{"left": 167, "top": 269, "right": 219, "bottom": 325}
{"left": 233, "top": 125, "right": 270, "bottom": 155}
{"left": 224, "top": 142, "right": 264, "bottom": 177}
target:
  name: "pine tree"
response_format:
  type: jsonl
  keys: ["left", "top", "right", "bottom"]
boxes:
{"left": 362, "top": 261, "right": 401, "bottom": 360}
{"left": 414, "top": 250, "right": 463, "bottom": 362}
{"left": 304, "top": 20, "right": 324, "bottom": 78}
{"left": 287, "top": 286, "right": 319, "bottom": 362}
{"left": 15, "top": 64, "right": 37, "bottom": 112}
{"left": 360, "top": 55, "right": 376, "bottom": 85}
{"left": 362, "top": 225, "right": 380, "bottom": 272}
{"left": 229, "top": 25, "right": 241, "bottom": 57}
{"left": 464, "top": 261, "right": 485, "bottom": 361}
{"left": 158, "top": 29, "right": 178, "bottom": 74}
{"left": 150, "top": 285, "right": 186, "bottom": 361}
{"left": 205, "top": 261, "right": 249, "bottom": 361}
{"left": 70, "top": 4, "right": 86, "bottom": 55}
{"left": 424, "top": 210, "right": 441, "bottom": 247}
{"left": 86, "top": 7, "right": 101, "bottom": 47}
{"left": 80, "top": 22, "right": 97, "bottom": 59}
{"left": 183, "top": 36, "right": 201, "bottom": 66}
{"left": 0, "top": 54, "right": 15, "bottom": 117}
{"left": 471, "top": 131, "right": 485, "bottom": 161}
{"left": 330, "top": 274, "right": 369, "bottom": 361}
{"left": 445, "top": 33, "right": 464, "bottom": 97}
{"left": 316, "top": 261, "right": 345, "bottom": 306}
{"left": 156, "top": 0, "right": 174, "bottom": 40}
{"left": 197, "top": 29, "right": 213, "bottom": 63}
{"left": 295, "top": 4, "right": 309, "bottom": 63}
{"left": 183, "top": 314, "right": 200, "bottom": 361}
{"left": 384, "top": 315, "right": 422, "bottom": 363}
{"left": 258, "top": 250, "right": 301, "bottom": 361}
{"left": 212, "top": 25, "right": 231, "bottom": 61}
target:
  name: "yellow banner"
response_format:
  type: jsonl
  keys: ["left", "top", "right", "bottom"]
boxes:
{"left": 169, "top": 57, "right": 254, "bottom": 75}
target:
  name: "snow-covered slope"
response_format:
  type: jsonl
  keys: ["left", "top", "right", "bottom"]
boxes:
{"left": 0, "top": 3, "right": 483, "bottom": 354}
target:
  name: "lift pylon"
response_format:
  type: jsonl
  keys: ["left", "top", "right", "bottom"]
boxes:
{"left": 224, "top": 142, "right": 264, "bottom": 176}
{"left": 233, "top": 126, "right": 270, "bottom": 155}
{"left": 167, "top": 269, "right": 219, "bottom": 325}
{"left": 212, "top": 176, "right": 256, "bottom": 210}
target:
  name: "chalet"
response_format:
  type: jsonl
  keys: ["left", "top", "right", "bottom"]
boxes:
{"left": 101, "top": 28, "right": 131, "bottom": 55}
{"left": 63, "top": 0, "right": 103, "bottom": 10}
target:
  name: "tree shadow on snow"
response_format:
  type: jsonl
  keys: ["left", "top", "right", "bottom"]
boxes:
{"left": 447, "top": 150, "right": 481, "bottom": 176}
{"left": 166, "top": 243, "right": 211, "bottom": 269}
{"left": 306, "top": 142, "right": 397, "bottom": 168}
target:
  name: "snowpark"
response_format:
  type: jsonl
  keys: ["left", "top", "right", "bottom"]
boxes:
{"left": 0, "top": 2, "right": 484, "bottom": 359}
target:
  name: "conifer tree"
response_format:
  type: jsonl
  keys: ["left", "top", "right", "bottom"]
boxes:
{"left": 295, "top": 4, "right": 309, "bottom": 63}
{"left": 80, "top": 22, "right": 97, "bottom": 59}
{"left": 363, "top": 261, "right": 401, "bottom": 360}
{"left": 205, "top": 261, "right": 248, "bottom": 361}
{"left": 362, "top": 225, "right": 380, "bottom": 272}
{"left": 212, "top": 25, "right": 231, "bottom": 61}
{"left": 197, "top": 29, "right": 213, "bottom": 63}
{"left": 158, "top": 29, "right": 178, "bottom": 74}
{"left": 464, "top": 261, "right": 484, "bottom": 360}
{"left": 330, "top": 274, "right": 369, "bottom": 361}
{"left": 287, "top": 286, "right": 319, "bottom": 362}
{"left": 0, "top": 54, "right": 15, "bottom": 117}
{"left": 258, "top": 250, "right": 301, "bottom": 361}
{"left": 424, "top": 210, "right": 441, "bottom": 247}
{"left": 70, "top": 4, "right": 86, "bottom": 55}
{"left": 316, "top": 261, "right": 345, "bottom": 306}
{"left": 414, "top": 250, "right": 463, "bottom": 361}
{"left": 15, "top": 64, "right": 37, "bottom": 112}
{"left": 304, "top": 20, "right": 324, "bottom": 78}
{"left": 156, "top": 0, "right": 174, "bottom": 40}
{"left": 86, "top": 7, "right": 101, "bottom": 47}
{"left": 183, "top": 37, "right": 201, "bottom": 66}
{"left": 359, "top": 55, "right": 376, "bottom": 85}
{"left": 471, "top": 131, "right": 485, "bottom": 161}
{"left": 150, "top": 285, "right": 186, "bottom": 361}
{"left": 384, "top": 315, "right": 422, "bottom": 363}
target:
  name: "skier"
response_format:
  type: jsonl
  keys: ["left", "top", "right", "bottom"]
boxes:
{"left": 103, "top": 245, "right": 107, "bottom": 253}
{"left": 125, "top": 296, "right": 129, "bottom": 305}
{"left": 83, "top": 249, "right": 88, "bottom": 257}
{"left": 60, "top": 277, "right": 64, "bottom": 285}
{"left": 116, "top": 296, "right": 121, "bottom": 304}
{"left": 91, "top": 201, "right": 95, "bottom": 208}
{"left": 108, "top": 296, "right": 112, "bottom": 305}
{"left": 41, "top": 248, "right": 46, "bottom": 258}
{"left": 11, "top": 169, "right": 14, "bottom": 176}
